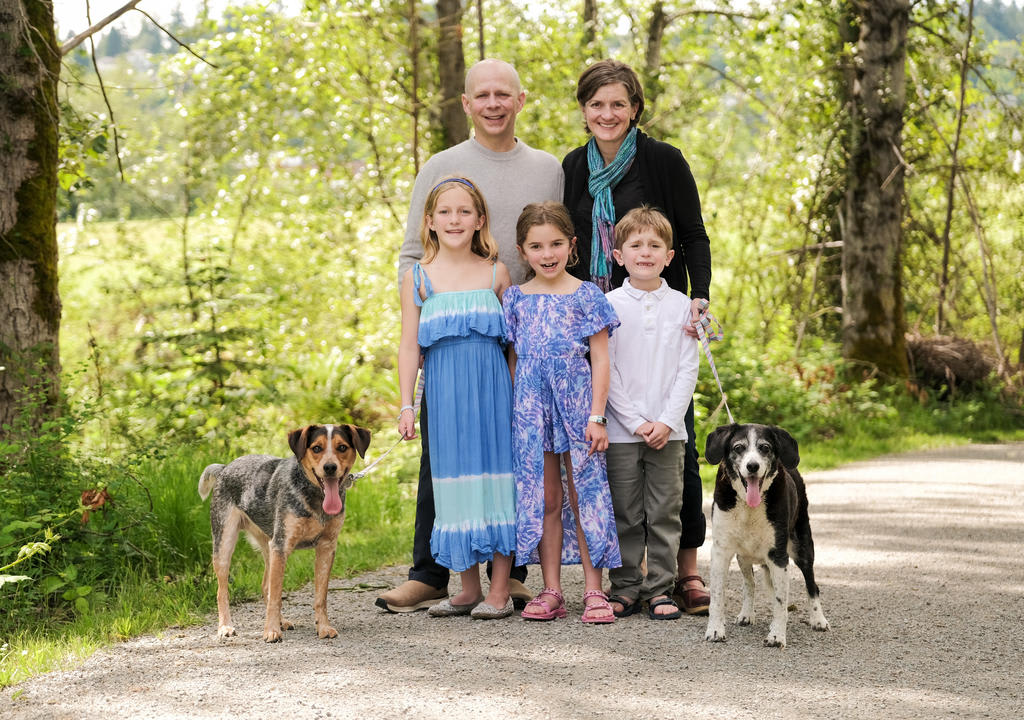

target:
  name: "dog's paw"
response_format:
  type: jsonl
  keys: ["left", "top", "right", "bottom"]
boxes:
{"left": 763, "top": 630, "right": 786, "bottom": 648}
{"left": 263, "top": 626, "right": 283, "bottom": 643}
{"left": 808, "top": 613, "right": 830, "bottom": 632}
{"left": 317, "top": 624, "right": 338, "bottom": 639}
{"left": 280, "top": 619, "right": 294, "bottom": 631}
{"left": 216, "top": 625, "right": 236, "bottom": 638}
{"left": 705, "top": 623, "right": 727, "bottom": 643}
{"left": 735, "top": 612, "right": 753, "bottom": 626}
{"left": 807, "top": 600, "right": 829, "bottom": 631}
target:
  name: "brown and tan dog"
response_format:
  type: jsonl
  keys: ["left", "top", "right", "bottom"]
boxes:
{"left": 198, "top": 424, "right": 370, "bottom": 642}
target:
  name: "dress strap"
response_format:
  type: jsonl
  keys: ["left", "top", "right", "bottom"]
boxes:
{"left": 412, "top": 263, "right": 434, "bottom": 307}
{"left": 490, "top": 263, "right": 497, "bottom": 291}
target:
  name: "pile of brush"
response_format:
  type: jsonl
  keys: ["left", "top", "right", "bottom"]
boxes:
{"left": 906, "top": 333, "right": 998, "bottom": 396}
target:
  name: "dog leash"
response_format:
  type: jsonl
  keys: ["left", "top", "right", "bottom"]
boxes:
{"left": 345, "top": 371, "right": 425, "bottom": 486}
{"left": 695, "top": 299, "right": 735, "bottom": 425}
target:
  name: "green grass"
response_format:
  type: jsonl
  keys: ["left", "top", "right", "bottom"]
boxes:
{"left": 695, "top": 390, "right": 1024, "bottom": 487}
{"left": 1, "top": 437, "right": 417, "bottom": 689}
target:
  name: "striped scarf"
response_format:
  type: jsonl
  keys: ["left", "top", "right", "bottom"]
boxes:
{"left": 586, "top": 127, "right": 637, "bottom": 291}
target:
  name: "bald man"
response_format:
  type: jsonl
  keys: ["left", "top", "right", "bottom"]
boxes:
{"left": 379, "top": 59, "right": 563, "bottom": 613}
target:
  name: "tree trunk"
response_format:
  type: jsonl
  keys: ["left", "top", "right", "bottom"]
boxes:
{"left": 583, "top": 0, "right": 599, "bottom": 50}
{"left": 936, "top": 0, "right": 975, "bottom": 335}
{"left": 0, "top": 0, "right": 62, "bottom": 436}
{"left": 409, "top": 0, "right": 422, "bottom": 174}
{"left": 840, "top": 0, "right": 909, "bottom": 379}
{"left": 642, "top": 1, "right": 668, "bottom": 121}
{"left": 436, "top": 0, "right": 467, "bottom": 149}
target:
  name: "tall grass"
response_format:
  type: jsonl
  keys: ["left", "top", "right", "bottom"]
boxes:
{"left": 1, "top": 433, "right": 417, "bottom": 688}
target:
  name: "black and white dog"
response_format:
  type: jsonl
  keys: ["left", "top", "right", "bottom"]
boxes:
{"left": 704, "top": 423, "right": 829, "bottom": 647}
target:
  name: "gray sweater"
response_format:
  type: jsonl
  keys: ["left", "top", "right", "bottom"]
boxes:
{"left": 398, "top": 137, "right": 564, "bottom": 287}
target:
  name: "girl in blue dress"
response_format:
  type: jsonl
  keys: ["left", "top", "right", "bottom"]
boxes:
{"left": 503, "top": 201, "right": 621, "bottom": 624}
{"left": 398, "top": 177, "right": 517, "bottom": 620}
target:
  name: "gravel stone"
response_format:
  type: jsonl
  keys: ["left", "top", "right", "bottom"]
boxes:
{"left": 3, "top": 443, "right": 1022, "bottom": 719}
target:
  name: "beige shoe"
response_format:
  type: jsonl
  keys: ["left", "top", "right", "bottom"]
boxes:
{"left": 375, "top": 580, "right": 448, "bottom": 613}
{"left": 507, "top": 578, "right": 532, "bottom": 610}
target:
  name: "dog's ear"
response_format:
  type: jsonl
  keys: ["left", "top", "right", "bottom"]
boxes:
{"left": 704, "top": 424, "right": 738, "bottom": 465}
{"left": 288, "top": 426, "right": 313, "bottom": 461}
{"left": 769, "top": 426, "right": 800, "bottom": 469}
{"left": 340, "top": 424, "right": 372, "bottom": 458}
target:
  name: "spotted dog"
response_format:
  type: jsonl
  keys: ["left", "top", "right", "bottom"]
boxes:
{"left": 199, "top": 424, "right": 370, "bottom": 642}
{"left": 703, "top": 423, "right": 829, "bottom": 648}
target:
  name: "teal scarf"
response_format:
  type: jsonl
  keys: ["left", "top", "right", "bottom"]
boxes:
{"left": 587, "top": 127, "right": 637, "bottom": 291}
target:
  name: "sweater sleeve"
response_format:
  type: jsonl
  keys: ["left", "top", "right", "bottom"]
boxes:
{"left": 397, "top": 169, "right": 432, "bottom": 291}
{"left": 562, "top": 147, "right": 591, "bottom": 283}
{"left": 643, "top": 135, "right": 712, "bottom": 301}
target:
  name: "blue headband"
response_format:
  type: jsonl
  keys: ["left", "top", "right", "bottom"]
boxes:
{"left": 431, "top": 178, "right": 475, "bottom": 194}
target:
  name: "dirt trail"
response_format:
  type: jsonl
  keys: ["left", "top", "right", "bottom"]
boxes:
{"left": 3, "top": 442, "right": 1023, "bottom": 719}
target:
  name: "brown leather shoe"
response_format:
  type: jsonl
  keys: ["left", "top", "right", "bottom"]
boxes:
{"left": 673, "top": 575, "right": 710, "bottom": 615}
{"left": 375, "top": 580, "right": 448, "bottom": 613}
{"left": 507, "top": 578, "right": 532, "bottom": 611}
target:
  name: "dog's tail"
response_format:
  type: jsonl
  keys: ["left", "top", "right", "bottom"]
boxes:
{"left": 198, "top": 464, "right": 225, "bottom": 500}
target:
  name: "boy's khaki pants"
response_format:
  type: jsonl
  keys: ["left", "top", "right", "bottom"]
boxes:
{"left": 606, "top": 440, "right": 684, "bottom": 601}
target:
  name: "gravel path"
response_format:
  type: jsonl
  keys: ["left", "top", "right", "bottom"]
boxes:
{"left": 3, "top": 442, "right": 1023, "bottom": 719}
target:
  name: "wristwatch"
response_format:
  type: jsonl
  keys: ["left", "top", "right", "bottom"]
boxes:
{"left": 587, "top": 415, "right": 607, "bottom": 426}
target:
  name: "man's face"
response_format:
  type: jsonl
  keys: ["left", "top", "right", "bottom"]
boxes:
{"left": 462, "top": 64, "right": 525, "bottom": 146}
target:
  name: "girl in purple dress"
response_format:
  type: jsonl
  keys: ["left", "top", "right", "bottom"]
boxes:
{"left": 503, "top": 201, "right": 621, "bottom": 624}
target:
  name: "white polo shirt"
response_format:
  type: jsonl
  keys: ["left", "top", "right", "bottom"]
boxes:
{"left": 605, "top": 278, "right": 700, "bottom": 444}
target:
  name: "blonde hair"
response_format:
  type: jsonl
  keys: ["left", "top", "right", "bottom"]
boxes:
{"left": 515, "top": 202, "right": 579, "bottom": 269}
{"left": 614, "top": 205, "right": 673, "bottom": 250}
{"left": 420, "top": 177, "right": 498, "bottom": 262}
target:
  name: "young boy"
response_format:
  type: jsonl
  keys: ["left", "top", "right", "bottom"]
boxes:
{"left": 604, "top": 206, "right": 700, "bottom": 619}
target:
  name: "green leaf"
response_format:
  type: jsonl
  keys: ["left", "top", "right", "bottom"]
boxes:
{"left": 2, "top": 520, "right": 41, "bottom": 533}
{"left": 75, "top": 596, "right": 89, "bottom": 614}
{"left": 90, "top": 133, "right": 108, "bottom": 154}
{"left": 41, "top": 576, "right": 65, "bottom": 594}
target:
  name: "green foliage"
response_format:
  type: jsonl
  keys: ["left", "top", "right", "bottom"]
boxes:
{"left": 11, "top": 0, "right": 1020, "bottom": 685}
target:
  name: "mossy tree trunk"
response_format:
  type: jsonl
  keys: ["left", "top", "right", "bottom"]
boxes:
{"left": 436, "top": 0, "right": 468, "bottom": 149}
{"left": 841, "top": 0, "right": 910, "bottom": 379}
{"left": 0, "top": 0, "right": 62, "bottom": 435}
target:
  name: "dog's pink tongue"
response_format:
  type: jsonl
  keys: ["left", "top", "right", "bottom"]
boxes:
{"left": 745, "top": 481, "right": 762, "bottom": 508}
{"left": 322, "top": 478, "right": 343, "bottom": 515}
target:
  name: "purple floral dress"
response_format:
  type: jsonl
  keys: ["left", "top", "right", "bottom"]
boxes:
{"left": 503, "top": 281, "right": 622, "bottom": 569}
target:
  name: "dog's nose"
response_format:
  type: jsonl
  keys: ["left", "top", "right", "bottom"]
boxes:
{"left": 323, "top": 462, "right": 338, "bottom": 476}
{"left": 745, "top": 461, "right": 760, "bottom": 474}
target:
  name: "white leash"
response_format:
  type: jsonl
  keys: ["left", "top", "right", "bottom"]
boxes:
{"left": 694, "top": 300, "right": 735, "bottom": 425}
{"left": 345, "top": 371, "right": 424, "bottom": 485}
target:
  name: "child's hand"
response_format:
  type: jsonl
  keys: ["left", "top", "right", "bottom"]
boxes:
{"left": 586, "top": 422, "right": 608, "bottom": 454}
{"left": 634, "top": 421, "right": 655, "bottom": 440}
{"left": 398, "top": 409, "right": 416, "bottom": 440}
{"left": 640, "top": 422, "right": 672, "bottom": 450}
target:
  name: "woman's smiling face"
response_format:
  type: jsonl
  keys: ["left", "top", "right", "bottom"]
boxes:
{"left": 582, "top": 82, "right": 638, "bottom": 150}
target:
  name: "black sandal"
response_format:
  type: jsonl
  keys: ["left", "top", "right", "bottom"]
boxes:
{"left": 607, "top": 594, "right": 642, "bottom": 618}
{"left": 647, "top": 595, "right": 682, "bottom": 620}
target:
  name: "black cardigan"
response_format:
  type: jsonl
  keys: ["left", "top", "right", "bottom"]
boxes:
{"left": 563, "top": 130, "right": 712, "bottom": 300}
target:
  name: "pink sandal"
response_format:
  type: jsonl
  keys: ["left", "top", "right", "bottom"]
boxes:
{"left": 581, "top": 590, "right": 616, "bottom": 624}
{"left": 521, "top": 587, "right": 567, "bottom": 621}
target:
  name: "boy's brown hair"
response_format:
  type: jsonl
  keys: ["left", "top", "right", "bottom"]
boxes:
{"left": 614, "top": 205, "right": 673, "bottom": 250}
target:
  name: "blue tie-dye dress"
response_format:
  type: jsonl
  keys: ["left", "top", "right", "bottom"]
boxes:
{"left": 502, "top": 281, "right": 622, "bottom": 569}
{"left": 413, "top": 263, "right": 517, "bottom": 572}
